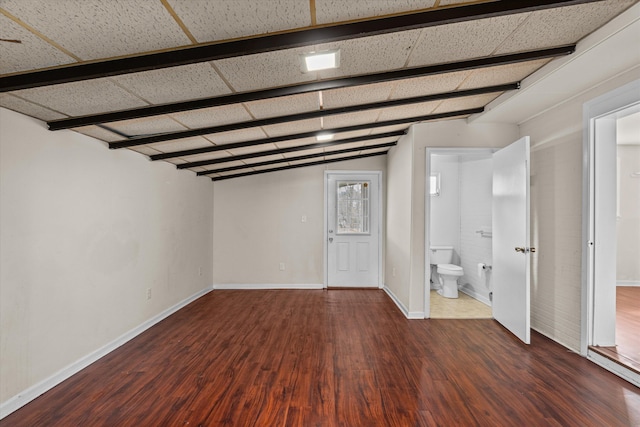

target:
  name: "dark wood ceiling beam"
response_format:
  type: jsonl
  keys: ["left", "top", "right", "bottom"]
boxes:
{"left": 177, "top": 131, "right": 405, "bottom": 169}
{"left": 1, "top": 0, "right": 598, "bottom": 93}
{"left": 47, "top": 45, "right": 571, "bottom": 131}
{"left": 197, "top": 141, "right": 397, "bottom": 176}
{"left": 147, "top": 106, "right": 483, "bottom": 160}
{"left": 109, "top": 82, "right": 514, "bottom": 150}
{"left": 211, "top": 151, "right": 390, "bottom": 182}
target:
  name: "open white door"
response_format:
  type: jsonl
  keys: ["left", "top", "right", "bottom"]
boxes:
{"left": 326, "top": 172, "right": 381, "bottom": 288}
{"left": 492, "top": 136, "right": 531, "bottom": 344}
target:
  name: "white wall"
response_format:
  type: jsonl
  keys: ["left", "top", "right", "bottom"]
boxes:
{"left": 0, "top": 108, "right": 213, "bottom": 410}
{"left": 616, "top": 144, "right": 640, "bottom": 284}
{"left": 212, "top": 156, "right": 386, "bottom": 286}
{"left": 459, "top": 155, "right": 493, "bottom": 302}
{"left": 521, "top": 68, "right": 640, "bottom": 351}
{"left": 429, "top": 155, "right": 460, "bottom": 254}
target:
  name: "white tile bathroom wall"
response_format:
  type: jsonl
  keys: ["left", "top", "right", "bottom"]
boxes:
{"left": 458, "top": 155, "right": 493, "bottom": 304}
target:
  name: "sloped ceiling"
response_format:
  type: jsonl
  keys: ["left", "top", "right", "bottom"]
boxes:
{"left": 0, "top": 0, "right": 637, "bottom": 180}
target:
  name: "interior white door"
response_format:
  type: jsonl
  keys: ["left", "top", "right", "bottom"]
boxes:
{"left": 327, "top": 172, "right": 380, "bottom": 288}
{"left": 492, "top": 136, "right": 531, "bottom": 344}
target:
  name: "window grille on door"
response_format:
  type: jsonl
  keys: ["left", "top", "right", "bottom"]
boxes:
{"left": 336, "top": 181, "right": 370, "bottom": 234}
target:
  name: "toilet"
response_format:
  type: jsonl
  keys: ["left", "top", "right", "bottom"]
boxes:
{"left": 430, "top": 246, "right": 464, "bottom": 298}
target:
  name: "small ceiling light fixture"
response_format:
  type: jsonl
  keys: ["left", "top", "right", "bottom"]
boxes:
{"left": 316, "top": 133, "right": 334, "bottom": 142}
{"left": 302, "top": 50, "right": 340, "bottom": 73}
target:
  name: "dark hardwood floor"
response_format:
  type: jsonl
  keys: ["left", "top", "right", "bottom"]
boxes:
{"left": 591, "top": 286, "right": 640, "bottom": 374}
{"left": 3, "top": 290, "right": 639, "bottom": 426}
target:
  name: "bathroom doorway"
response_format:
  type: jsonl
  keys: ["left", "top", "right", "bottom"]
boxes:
{"left": 426, "top": 148, "right": 495, "bottom": 319}
{"left": 582, "top": 79, "right": 640, "bottom": 386}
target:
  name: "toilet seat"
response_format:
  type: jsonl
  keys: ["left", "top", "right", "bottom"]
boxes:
{"left": 437, "top": 264, "right": 464, "bottom": 276}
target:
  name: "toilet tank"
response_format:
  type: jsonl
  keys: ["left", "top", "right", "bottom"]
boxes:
{"left": 430, "top": 246, "right": 453, "bottom": 265}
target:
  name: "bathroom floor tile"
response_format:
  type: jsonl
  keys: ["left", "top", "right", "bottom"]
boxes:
{"left": 430, "top": 290, "right": 492, "bottom": 319}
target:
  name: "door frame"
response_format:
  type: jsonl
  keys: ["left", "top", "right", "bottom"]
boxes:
{"left": 581, "top": 79, "right": 640, "bottom": 357}
{"left": 324, "top": 170, "right": 383, "bottom": 289}
{"left": 424, "top": 148, "right": 497, "bottom": 318}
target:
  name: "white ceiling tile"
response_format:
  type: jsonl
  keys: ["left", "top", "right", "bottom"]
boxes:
{"left": 360, "top": 148, "right": 391, "bottom": 155}
{"left": 167, "top": 0, "right": 311, "bottom": 42}
{"left": 324, "top": 152, "right": 364, "bottom": 161}
{"left": 282, "top": 147, "right": 325, "bottom": 158}
{"left": 217, "top": 168, "right": 255, "bottom": 177}
{"left": 0, "top": 94, "right": 67, "bottom": 121}
{"left": 262, "top": 118, "right": 322, "bottom": 137}
{"left": 113, "top": 63, "right": 232, "bottom": 105}
{"left": 241, "top": 154, "right": 284, "bottom": 163}
{"left": 433, "top": 93, "right": 500, "bottom": 114}
{"left": 288, "top": 159, "right": 321, "bottom": 167}
{"left": 333, "top": 129, "right": 372, "bottom": 140}
{"left": 370, "top": 124, "right": 412, "bottom": 135}
{"left": 251, "top": 163, "right": 287, "bottom": 171}
{"left": 182, "top": 151, "right": 234, "bottom": 163}
{"left": 148, "top": 136, "right": 213, "bottom": 153}
{"left": 127, "top": 146, "right": 161, "bottom": 156}
{"left": 324, "top": 141, "right": 364, "bottom": 152}
{"left": 275, "top": 137, "right": 317, "bottom": 149}
{"left": 171, "top": 104, "right": 253, "bottom": 129}
{"left": 322, "top": 110, "right": 380, "bottom": 129}
{"left": 213, "top": 46, "right": 317, "bottom": 92}
{"left": 164, "top": 158, "right": 187, "bottom": 165}
{"left": 494, "top": 1, "right": 637, "bottom": 54}
{"left": 73, "top": 125, "right": 121, "bottom": 143}
{"left": 245, "top": 93, "right": 320, "bottom": 119}
{"left": 105, "top": 116, "right": 186, "bottom": 137}
{"left": 391, "top": 71, "right": 470, "bottom": 99}
{"left": 13, "top": 79, "right": 147, "bottom": 116}
{"left": 0, "top": 14, "right": 76, "bottom": 74}
{"left": 458, "top": 59, "right": 552, "bottom": 90}
{"left": 377, "top": 101, "right": 439, "bottom": 122}
{"left": 314, "top": 0, "right": 436, "bottom": 24}
{"left": 206, "top": 127, "right": 268, "bottom": 145}
{"left": 322, "top": 82, "right": 395, "bottom": 109}
{"left": 226, "top": 144, "right": 279, "bottom": 156}
{"left": 1, "top": 0, "right": 191, "bottom": 60}
{"left": 315, "top": 30, "right": 422, "bottom": 79}
{"left": 407, "top": 14, "right": 530, "bottom": 67}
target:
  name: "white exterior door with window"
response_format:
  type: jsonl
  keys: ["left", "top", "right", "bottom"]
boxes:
{"left": 326, "top": 172, "right": 381, "bottom": 288}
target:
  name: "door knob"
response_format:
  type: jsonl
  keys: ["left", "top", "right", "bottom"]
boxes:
{"left": 329, "top": 237, "right": 333, "bottom": 243}
{"left": 515, "top": 247, "right": 525, "bottom": 253}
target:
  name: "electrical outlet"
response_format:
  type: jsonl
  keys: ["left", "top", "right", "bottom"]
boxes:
{"left": 146, "top": 288, "right": 152, "bottom": 300}
{"left": 279, "top": 262, "right": 285, "bottom": 271}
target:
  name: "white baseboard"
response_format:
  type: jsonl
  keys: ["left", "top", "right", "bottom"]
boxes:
{"left": 587, "top": 350, "right": 640, "bottom": 388}
{"left": 213, "top": 283, "right": 324, "bottom": 290}
{"left": 0, "top": 286, "right": 213, "bottom": 420}
{"left": 617, "top": 280, "right": 640, "bottom": 287}
{"left": 459, "top": 285, "right": 492, "bottom": 306}
{"left": 382, "top": 286, "right": 425, "bottom": 319}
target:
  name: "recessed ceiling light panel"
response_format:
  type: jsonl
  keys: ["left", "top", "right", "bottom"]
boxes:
{"left": 316, "top": 133, "right": 334, "bottom": 142}
{"left": 302, "top": 50, "right": 340, "bottom": 73}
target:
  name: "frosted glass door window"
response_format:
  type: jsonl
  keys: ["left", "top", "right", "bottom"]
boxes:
{"left": 337, "top": 181, "right": 370, "bottom": 234}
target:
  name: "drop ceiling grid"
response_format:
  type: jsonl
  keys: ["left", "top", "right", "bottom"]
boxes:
{"left": 166, "top": 0, "right": 312, "bottom": 43}
{"left": 376, "top": 100, "right": 439, "bottom": 122}
{"left": 390, "top": 71, "right": 471, "bottom": 100}
{"left": 170, "top": 104, "right": 255, "bottom": 130}
{"left": 262, "top": 118, "right": 323, "bottom": 138}
{"left": 0, "top": 0, "right": 192, "bottom": 61}
{"left": 324, "top": 141, "right": 366, "bottom": 152}
{"left": 205, "top": 127, "right": 268, "bottom": 145}
{"left": 314, "top": 0, "right": 437, "bottom": 24}
{"left": 281, "top": 147, "right": 326, "bottom": 158}
{"left": 0, "top": 94, "right": 67, "bottom": 121}
{"left": 457, "top": 59, "right": 553, "bottom": 90}
{"left": 406, "top": 13, "right": 531, "bottom": 68}
{"left": 105, "top": 115, "right": 187, "bottom": 137}
{"left": 112, "top": 63, "right": 233, "bottom": 105}
{"left": 244, "top": 92, "right": 320, "bottom": 119}
{"left": 322, "top": 110, "right": 382, "bottom": 130}
{"left": 312, "top": 30, "right": 423, "bottom": 80}
{"left": 146, "top": 136, "right": 213, "bottom": 153}
{"left": 226, "top": 144, "right": 281, "bottom": 156}
{"left": 494, "top": 0, "right": 638, "bottom": 54}
{"left": 275, "top": 137, "right": 318, "bottom": 150}
{"left": 433, "top": 93, "right": 500, "bottom": 114}
{"left": 0, "top": 13, "right": 76, "bottom": 74}
{"left": 11, "top": 79, "right": 148, "bottom": 117}
{"left": 322, "top": 82, "right": 396, "bottom": 109}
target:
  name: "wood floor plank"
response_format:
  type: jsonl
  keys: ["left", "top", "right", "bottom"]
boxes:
{"left": 3, "top": 289, "right": 639, "bottom": 426}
